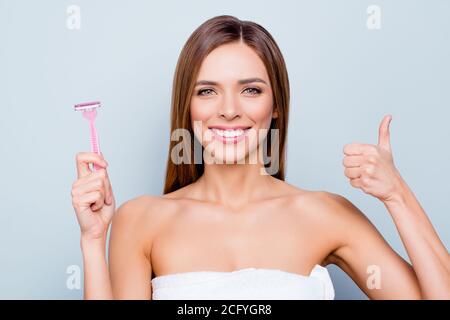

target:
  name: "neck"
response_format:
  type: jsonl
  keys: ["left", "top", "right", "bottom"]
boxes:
{"left": 195, "top": 162, "right": 274, "bottom": 209}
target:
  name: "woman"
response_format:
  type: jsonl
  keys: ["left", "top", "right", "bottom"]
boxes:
{"left": 71, "top": 15, "right": 449, "bottom": 299}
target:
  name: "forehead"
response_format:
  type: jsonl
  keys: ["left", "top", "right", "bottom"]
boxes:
{"left": 196, "top": 42, "right": 269, "bottom": 82}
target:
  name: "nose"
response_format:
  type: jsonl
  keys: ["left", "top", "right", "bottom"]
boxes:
{"left": 218, "top": 93, "right": 242, "bottom": 120}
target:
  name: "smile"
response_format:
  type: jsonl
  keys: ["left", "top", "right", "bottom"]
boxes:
{"left": 208, "top": 126, "right": 252, "bottom": 144}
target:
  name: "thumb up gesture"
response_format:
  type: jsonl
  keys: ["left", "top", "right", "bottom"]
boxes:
{"left": 343, "top": 115, "right": 405, "bottom": 204}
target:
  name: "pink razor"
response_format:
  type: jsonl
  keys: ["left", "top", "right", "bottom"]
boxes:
{"left": 74, "top": 101, "right": 102, "bottom": 171}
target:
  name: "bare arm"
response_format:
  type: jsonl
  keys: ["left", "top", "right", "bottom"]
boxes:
{"left": 72, "top": 152, "right": 115, "bottom": 299}
{"left": 324, "top": 193, "right": 421, "bottom": 299}
{"left": 325, "top": 191, "right": 449, "bottom": 299}
{"left": 108, "top": 197, "right": 153, "bottom": 299}
{"left": 382, "top": 179, "right": 450, "bottom": 298}
{"left": 336, "top": 115, "right": 450, "bottom": 299}
{"left": 81, "top": 235, "right": 114, "bottom": 299}
{"left": 78, "top": 196, "right": 154, "bottom": 300}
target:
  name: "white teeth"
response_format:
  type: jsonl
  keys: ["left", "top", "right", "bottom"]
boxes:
{"left": 212, "top": 128, "right": 246, "bottom": 138}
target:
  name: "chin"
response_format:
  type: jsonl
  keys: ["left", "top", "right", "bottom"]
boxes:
{"left": 205, "top": 141, "right": 261, "bottom": 165}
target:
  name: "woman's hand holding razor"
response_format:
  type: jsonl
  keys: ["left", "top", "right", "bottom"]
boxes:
{"left": 71, "top": 151, "right": 115, "bottom": 299}
{"left": 71, "top": 152, "right": 115, "bottom": 241}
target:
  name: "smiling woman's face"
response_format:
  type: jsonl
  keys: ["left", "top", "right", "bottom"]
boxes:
{"left": 190, "top": 41, "right": 278, "bottom": 164}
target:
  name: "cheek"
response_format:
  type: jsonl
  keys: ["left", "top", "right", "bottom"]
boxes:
{"left": 190, "top": 98, "right": 216, "bottom": 122}
{"left": 190, "top": 99, "right": 214, "bottom": 142}
{"left": 242, "top": 96, "right": 274, "bottom": 127}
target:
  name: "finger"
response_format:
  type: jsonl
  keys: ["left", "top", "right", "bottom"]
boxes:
{"left": 344, "top": 167, "right": 362, "bottom": 179}
{"left": 75, "top": 152, "right": 107, "bottom": 178}
{"left": 79, "top": 168, "right": 113, "bottom": 206}
{"left": 342, "top": 155, "right": 365, "bottom": 168}
{"left": 88, "top": 190, "right": 105, "bottom": 212}
{"left": 377, "top": 114, "right": 392, "bottom": 152}
{"left": 76, "top": 152, "right": 108, "bottom": 179}
{"left": 343, "top": 143, "right": 377, "bottom": 156}
{"left": 349, "top": 178, "right": 363, "bottom": 188}
{"left": 72, "top": 167, "right": 109, "bottom": 188}
{"left": 72, "top": 177, "right": 105, "bottom": 198}
{"left": 75, "top": 190, "right": 104, "bottom": 212}
{"left": 75, "top": 169, "right": 113, "bottom": 206}
{"left": 103, "top": 169, "right": 113, "bottom": 205}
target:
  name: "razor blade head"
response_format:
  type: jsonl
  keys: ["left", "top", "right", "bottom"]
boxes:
{"left": 74, "top": 101, "right": 101, "bottom": 111}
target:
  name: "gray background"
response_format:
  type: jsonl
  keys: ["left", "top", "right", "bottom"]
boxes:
{"left": 0, "top": 0, "right": 448, "bottom": 299}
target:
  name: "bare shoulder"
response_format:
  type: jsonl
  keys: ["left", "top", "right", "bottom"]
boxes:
{"left": 111, "top": 179, "right": 211, "bottom": 242}
{"left": 284, "top": 187, "right": 377, "bottom": 252}
{"left": 109, "top": 194, "right": 183, "bottom": 255}
{"left": 112, "top": 194, "right": 179, "bottom": 231}
{"left": 266, "top": 180, "right": 356, "bottom": 223}
{"left": 251, "top": 178, "right": 368, "bottom": 227}
{"left": 288, "top": 188, "right": 370, "bottom": 223}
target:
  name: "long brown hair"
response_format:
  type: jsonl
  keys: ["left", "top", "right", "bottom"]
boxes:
{"left": 163, "top": 15, "right": 290, "bottom": 194}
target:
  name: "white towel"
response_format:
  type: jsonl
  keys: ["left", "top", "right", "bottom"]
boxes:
{"left": 151, "top": 264, "right": 334, "bottom": 300}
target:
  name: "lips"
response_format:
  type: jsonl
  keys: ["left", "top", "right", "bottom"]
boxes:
{"left": 207, "top": 126, "right": 252, "bottom": 144}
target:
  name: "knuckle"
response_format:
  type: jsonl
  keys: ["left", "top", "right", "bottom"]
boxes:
{"left": 72, "top": 199, "right": 80, "bottom": 210}
{"left": 94, "top": 200, "right": 102, "bottom": 207}
{"left": 97, "top": 169, "right": 106, "bottom": 178}
{"left": 94, "top": 179, "right": 103, "bottom": 189}
{"left": 350, "top": 179, "right": 359, "bottom": 188}
{"left": 366, "top": 155, "right": 376, "bottom": 164}
{"left": 364, "top": 166, "right": 374, "bottom": 175}
{"left": 343, "top": 144, "right": 350, "bottom": 153}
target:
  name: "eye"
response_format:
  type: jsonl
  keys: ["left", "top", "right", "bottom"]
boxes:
{"left": 242, "top": 87, "right": 262, "bottom": 95}
{"left": 197, "top": 88, "right": 216, "bottom": 96}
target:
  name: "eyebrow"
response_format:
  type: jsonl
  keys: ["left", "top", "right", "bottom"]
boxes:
{"left": 195, "top": 77, "right": 268, "bottom": 86}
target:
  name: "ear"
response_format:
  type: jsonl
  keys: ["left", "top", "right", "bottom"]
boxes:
{"left": 272, "top": 107, "right": 279, "bottom": 119}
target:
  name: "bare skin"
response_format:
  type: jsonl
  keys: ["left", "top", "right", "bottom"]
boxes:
{"left": 107, "top": 176, "right": 422, "bottom": 300}
{"left": 73, "top": 41, "right": 449, "bottom": 300}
